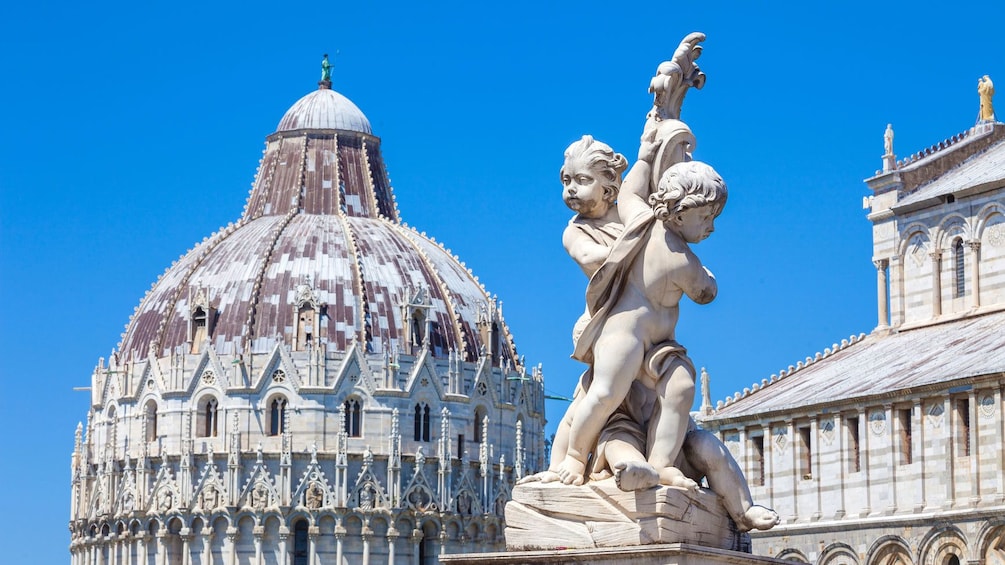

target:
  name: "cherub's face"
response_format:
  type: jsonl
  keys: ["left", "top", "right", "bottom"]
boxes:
{"left": 673, "top": 206, "right": 716, "bottom": 243}
{"left": 561, "top": 158, "right": 609, "bottom": 218}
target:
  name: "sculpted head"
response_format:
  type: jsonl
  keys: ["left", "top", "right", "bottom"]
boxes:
{"left": 561, "top": 135, "right": 628, "bottom": 218}
{"left": 651, "top": 161, "right": 727, "bottom": 242}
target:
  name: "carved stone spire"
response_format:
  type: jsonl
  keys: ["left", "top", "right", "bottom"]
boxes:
{"left": 700, "top": 367, "right": 713, "bottom": 415}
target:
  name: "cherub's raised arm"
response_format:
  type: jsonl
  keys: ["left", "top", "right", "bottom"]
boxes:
{"left": 618, "top": 160, "right": 653, "bottom": 225}
{"left": 618, "top": 122, "right": 660, "bottom": 225}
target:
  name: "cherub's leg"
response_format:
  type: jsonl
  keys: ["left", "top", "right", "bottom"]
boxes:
{"left": 559, "top": 334, "right": 642, "bottom": 486}
{"left": 682, "top": 429, "right": 780, "bottom": 531}
{"left": 646, "top": 359, "right": 696, "bottom": 474}
{"left": 549, "top": 384, "right": 581, "bottom": 470}
{"left": 517, "top": 388, "right": 580, "bottom": 485}
{"left": 602, "top": 429, "right": 659, "bottom": 491}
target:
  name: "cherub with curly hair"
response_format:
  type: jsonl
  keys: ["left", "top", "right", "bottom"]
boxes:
{"left": 553, "top": 144, "right": 726, "bottom": 489}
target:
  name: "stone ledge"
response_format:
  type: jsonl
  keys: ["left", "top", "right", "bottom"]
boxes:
{"left": 440, "top": 543, "right": 797, "bottom": 565}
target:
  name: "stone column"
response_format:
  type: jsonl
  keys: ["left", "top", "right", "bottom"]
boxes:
{"left": 202, "top": 529, "right": 213, "bottom": 565}
{"left": 858, "top": 407, "right": 871, "bottom": 517}
{"left": 809, "top": 416, "right": 821, "bottom": 521}
{"left": 969, "top": 389, "right": 980, "bottom": 505}
{"left": 361, "top": 527, "right": 372, "bottom": 565}
{"left": 411, "top": 529, "right": 423, "bottom": 565}
{"left": 138, "top": 534, "right": 150, "bottom": 565}
{"left": 913, "top": 400, "right": 925, "bottom": 512}
{"left": 226, "top": 528, "right": 238, "bottom": 565}
{"left": 761, "top": 423, "right": 773, "bottom": 511}
{"left": 944, "top": 397, "right": 955, "bottom": 509}
{"left": 968, "top": 241, "right": 982, "bottom": 308}
{"left": 278, "top": 530, "right": 289, "bottom": 565}
{"left": 890, "top": 256, "right": 904, "bottom": 326}
{"left": 439, "top": 530, "right": 449, "bottom": 558}
{"left": 334, "top": 527, "right": 345, "bottom": 565}
{"left": 308, "top": 526, "right": 320, "bottom": 565}
{"left": 885, "top": 404, "right": 897, "bottom": 514}
{"left": 180, "top": 529, "right": 192, "bottom": 565}
{"left": 156, "top": 532, "right": 167, "bottom": 565}
{"left": 252, "top": 526, "right": 264, "bottom": 565}
{"left": 387, "top": 528, "right": 399, "bottom": 565}
{"left": 930, "top": 252, "right": 942, "bottom": 317}
{"left": 785, "top": 419, "right": 797, "bottom": 522}
{"left": 997, "top": 387, "right": 1005, "bottom": 505}
{"left": 109, "top": 535, "right": 119, "bottom": 565}
{"left": 874, "top": 259, "right": 889, "bottom": 327}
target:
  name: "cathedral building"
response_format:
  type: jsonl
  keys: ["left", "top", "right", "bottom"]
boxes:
{"left": 68, "top": 70, "right": 547, "bottom": 564}
{"left": 699, "top": 110, "right": 1005, "bottom": 562}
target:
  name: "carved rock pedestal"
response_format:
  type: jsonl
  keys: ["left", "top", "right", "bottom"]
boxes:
{"left": 440, "top": 544, "right": 797, "bottom": 565}
{"left": 503, "top": 480, "right": 748, "bottom": 551}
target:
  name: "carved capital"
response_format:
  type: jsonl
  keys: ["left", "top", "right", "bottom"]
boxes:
{"left": 873, "top": 258, "right": 889, "bottom": 270}
{"left": 968, "top": 240, "right": 982, "bottom": 252}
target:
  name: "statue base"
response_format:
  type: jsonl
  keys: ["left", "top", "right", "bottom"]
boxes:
{"left": 440, "top": 543, "right": 795, "bottom": 565}
{"left": 503, "top": 479, "right": 749, "bottom": 551}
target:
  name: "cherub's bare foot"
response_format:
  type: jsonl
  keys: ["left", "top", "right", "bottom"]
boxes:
{"left": 613, "top": 461, "right": 660, "bottom": 491}
{"left": 657, "top": 466, "right": 699, "bottom": 491}
{"left": 516, "top": 470, "right": 558, "bottom": 485}
{"left": 555, "top": 456, "right": 587, "bottom": 486}
{"left": 736, "top": 505, "right": 781, "bottom": 532}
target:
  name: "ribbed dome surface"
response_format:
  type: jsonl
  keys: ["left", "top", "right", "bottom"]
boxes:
{"left": 276, "top": 88, "right": 372, "bottom": 134}
{"left": 117, "top": 86, "right": 517, "bottom": 365}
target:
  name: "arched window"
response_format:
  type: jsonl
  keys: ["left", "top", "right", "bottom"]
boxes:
{"left": 296, "top": 305, "right": 316, "bottom": 351}
{"left": 946, "top": 556, "right": 961, "bottom": 565}
{"left": 414, "top": 403, "right": 430, "bottom": 442}
{"left": 145, "top": 400, "right": 158, "bottom": 442}
{"left": 344, "top": 398, "right": 362, "bottom": 437}
{"left": 953, "top": 238, "right": 966, "bottom": 297}
{"left": 269, "top": 397, "right": 288, "bottom": 436}
{"left": 197, "top": 397, "right": 218, "bottom": 438}
{"left": 473, "top": 407, "right": 487, "bottom": 443}
{"left": 411, "top": 311, "right": 426, "bottom": 347}
{"left": 191, "top": 307, "right": 208, "bottom": 354}
{"left": 292, "top": 520, "right": 309, "bottom": 565}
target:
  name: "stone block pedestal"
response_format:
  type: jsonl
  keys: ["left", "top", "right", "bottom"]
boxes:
{"left": 504, "top": 480, "right": 748, "bottom": 551}
{"left": 439, "top": 543, "right": 797, "bottom": 565}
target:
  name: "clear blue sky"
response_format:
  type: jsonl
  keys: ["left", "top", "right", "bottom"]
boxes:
{"left": 1, "top": 0, "right": 1003, "bottom": 560}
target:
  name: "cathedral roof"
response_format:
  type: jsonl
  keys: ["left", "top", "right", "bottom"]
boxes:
{"left": 704, "top": 310, "right": 1005, "bottom": 422}
{"left": 895, "top": 134, "right": 1005, "bottom": 211}
{"left": 117, "top": 82, "right": 517, "bottom": 365}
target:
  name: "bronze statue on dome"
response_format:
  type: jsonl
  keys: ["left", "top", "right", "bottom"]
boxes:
{"left": 319, "top": 53, "right": 333, "bottom": 89}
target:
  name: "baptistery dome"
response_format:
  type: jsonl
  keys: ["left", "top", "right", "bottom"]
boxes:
{"left": 119, "top": 83, "right": 512, "bottom": 365}
{"left": 70, "top": 74, "right": 546, "bottom": 564}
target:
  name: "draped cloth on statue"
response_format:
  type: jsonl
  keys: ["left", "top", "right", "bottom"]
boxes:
{"left": 573, "top": 212, "right": 655, "bottom": 365}
{"left": 570, "top": 211, "right": 696, "bottom": 477}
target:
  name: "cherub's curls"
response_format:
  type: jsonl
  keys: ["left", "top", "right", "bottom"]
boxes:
{"left": 650, "top": 161, "right": 727, "bottom": 222}
{"left": 562, "top": 136, "right": 629, "bottom": 203}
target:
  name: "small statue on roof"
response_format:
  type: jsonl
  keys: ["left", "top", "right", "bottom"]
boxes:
{"left": 978, "top": 75, "right": 995, "bottom": 123}
{"left": 319, "top": 53, "right": 333, "bottom": 89}
{"left": 321, "top": 54, "right": 332, "bottom": 81}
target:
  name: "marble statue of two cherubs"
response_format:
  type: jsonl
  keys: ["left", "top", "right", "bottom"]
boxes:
{"left": 520, "top": 97, "right": 779, "bottom": 534}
